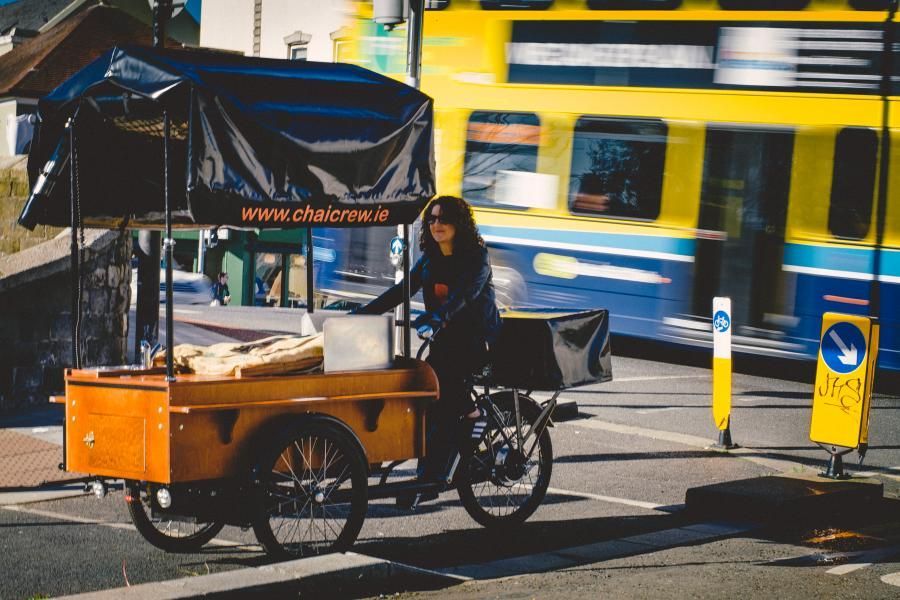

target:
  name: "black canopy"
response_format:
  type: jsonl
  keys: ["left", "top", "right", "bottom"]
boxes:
{"left": 19, "top": 45, "right": 435, "bottom": 230}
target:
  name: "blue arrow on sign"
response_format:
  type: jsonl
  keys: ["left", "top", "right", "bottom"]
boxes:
{"left": 821, "top": 322, "right": 866, "bottom": 374}
{"left": 390, "top": 236, "right": 404, "bottom": 255}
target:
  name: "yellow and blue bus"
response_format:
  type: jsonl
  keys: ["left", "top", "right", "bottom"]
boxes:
{"left": 324, "top": 0, "right": 900, "bottom": 371}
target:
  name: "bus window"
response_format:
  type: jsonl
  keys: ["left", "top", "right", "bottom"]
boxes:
{"left": 829, "top": 127, "right": 877, "bottom": 241}
{"left": 463, "top": 111, "right": 541, "bottom": 207}
{"left": 568, "top": 117, "right": 666, "bottom": 220}
{"left": 718, "top": 0, "right": 809, "bottom": 8}
{"left": 587, "top": 1, "right": 681, "bottom": 8}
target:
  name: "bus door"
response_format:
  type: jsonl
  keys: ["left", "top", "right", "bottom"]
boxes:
{"left": 692, "top": 127, "right": 793, "bottom": 337}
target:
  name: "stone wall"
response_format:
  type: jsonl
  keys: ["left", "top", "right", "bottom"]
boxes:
{"left": 0, "top": 157, "right": 63, "bottom": 256}
{"left": 0, "top": 229, "right": 132, "bottom": 413}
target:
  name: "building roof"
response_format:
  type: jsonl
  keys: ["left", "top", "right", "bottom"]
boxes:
{"left": 0, "top": 0, "right": 76, "bottom": 36}
{"left": 0, "top": 4, "right": 155, "bottom": 98}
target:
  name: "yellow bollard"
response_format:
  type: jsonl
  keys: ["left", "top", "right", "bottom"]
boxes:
{"left": 712, "top": 297, "right": 737, "bottom": 449}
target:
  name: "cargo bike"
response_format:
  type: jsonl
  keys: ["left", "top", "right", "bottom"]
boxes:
{"left": 20, "top": 46, "right": 612, "bottom": 559}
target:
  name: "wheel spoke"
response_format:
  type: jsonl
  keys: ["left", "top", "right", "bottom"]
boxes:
{"left": 462, "top": 403, "right": 549, "bottom": 521}
{"left": 258, "top": 427, "right": 364, "bottom": 558}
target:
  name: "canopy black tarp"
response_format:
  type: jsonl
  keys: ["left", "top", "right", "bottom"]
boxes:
{"left": 19, "top": 45, "right": 435, "bottom": 230}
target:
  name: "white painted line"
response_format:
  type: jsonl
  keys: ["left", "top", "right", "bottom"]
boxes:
{"left": 609, "top": 375, "right": 710, "bottom": 383}
{"left": 560, "top": 417, "right": 813, "bottom": 474}
{"left": 882, "top": 572, "right": 900, "bottom": 587}
{"left": 545, "top": 486, "right": 666, "bottom": 511}
{"left": 635, "top": 407, "right": 687, "bottom": 415}
{"left": 827, "top": 562, "right": 874, "bottom": 576}
{"left": 2, "top": 504, "right": 251, "bottom": 549}
{"left": 561, "top": 418, "right": 721, "bottom": 449}
{"left": 827, "top": 545, "right": 900, "bottom": 576}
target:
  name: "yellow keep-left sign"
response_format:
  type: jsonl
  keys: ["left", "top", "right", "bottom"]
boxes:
{"left": 809, "top": 313, "right": 878, "bottom": 449}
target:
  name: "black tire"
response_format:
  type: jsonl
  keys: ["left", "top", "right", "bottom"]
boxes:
{"left": 251, "top": 418, "right": 368, "bottom": 560}
{"left": 457, "top": 391, "right": 553, "bottom": 528}
{"left": 125, "top": 480, "right": 225, "bottom": 553}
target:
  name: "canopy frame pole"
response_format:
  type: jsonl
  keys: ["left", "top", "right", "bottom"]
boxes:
{"left": 163, "top": 110, "right": 175, "bottom": 381}
{"left": 402, "top": 224, "right": 411, "bottom": 358}
{"left": 67, "top": 114, "right": 80, "bottom": 369}
{"left": 401, "top": 0, "right": 425, "bottom": 359}
{"left": 306, "top": 228, "right": 314, "bottom": 313}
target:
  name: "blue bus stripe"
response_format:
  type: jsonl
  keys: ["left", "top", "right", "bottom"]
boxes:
{"left": 478, "top": 224, "right": 695, "bottom": 259}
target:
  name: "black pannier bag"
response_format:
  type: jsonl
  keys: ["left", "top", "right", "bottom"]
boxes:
{"left": 489, "top": 309, "right": 613, "bottom": 391}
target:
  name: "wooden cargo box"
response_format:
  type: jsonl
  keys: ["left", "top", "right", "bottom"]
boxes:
{"left": 61, "top": 360, "right": 438, "bottom": 484}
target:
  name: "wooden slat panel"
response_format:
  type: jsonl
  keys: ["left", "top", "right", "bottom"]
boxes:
{"left": 169, "top": 395, "right": 426, "bottom": 481}
{"left": 170, "top": 390, "right": 436, "bottom": 413}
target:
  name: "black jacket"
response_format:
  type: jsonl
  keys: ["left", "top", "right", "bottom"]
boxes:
{"left": 356, "top": 245, "right": 502, "bottom": 344}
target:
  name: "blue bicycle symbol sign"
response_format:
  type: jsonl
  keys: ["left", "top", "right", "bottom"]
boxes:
{"left": 713, "top": 310, "right": 731, "bottom": 333}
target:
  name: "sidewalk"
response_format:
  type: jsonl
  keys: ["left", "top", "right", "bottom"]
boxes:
{"left": 0, "top": 406, "right": 86, "bottom": 502}
{"left": 1, "top": 316, "right": 249, "bottom": 498}
{"left": 58, "top": 553, "right": 463, "bottom": 599}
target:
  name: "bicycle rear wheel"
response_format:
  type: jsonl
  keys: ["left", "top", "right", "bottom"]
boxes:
{"left": 457, "top": 391, "right": 553, "bottom": 528}
{"left": 251, "top": 418, "right": 368, "bottom": 559}
{"left": 125, "top": 481, "right": 225, "bottom": 553}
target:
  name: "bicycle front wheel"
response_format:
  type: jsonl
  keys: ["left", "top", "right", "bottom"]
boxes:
{"left": 457, "top": 391, "right": 553, "bottom": 528}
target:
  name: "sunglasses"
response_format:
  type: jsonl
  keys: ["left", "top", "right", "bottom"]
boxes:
{"left": 425, "top": 214, "right": 453, "bottom": 225}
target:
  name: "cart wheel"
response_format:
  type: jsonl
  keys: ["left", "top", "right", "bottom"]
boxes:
{"left": 125, "top": 481, "right": 225, "bottom": 553}
{"left": 251, "top": 418, "right": 368, "bottom": 559}
{"left": 457, "top": 391, "right": 553, "bottom": 528}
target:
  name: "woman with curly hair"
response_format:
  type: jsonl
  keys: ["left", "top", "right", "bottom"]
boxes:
{"left": 355, "top": 195, "right": 501, "bottom": 496}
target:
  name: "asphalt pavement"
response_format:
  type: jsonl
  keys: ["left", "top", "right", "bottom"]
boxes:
{"left": 2, "top": 306, "right": 900, "bottom": 598}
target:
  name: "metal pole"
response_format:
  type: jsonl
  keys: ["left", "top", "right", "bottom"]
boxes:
{"left": 406, "top": 0, "right": 425, "bottom": 90}
{"left": 197, "top": 231, "right": 206, "bottom": 274}
{"left": 400, "top": 0, "right": 425, "bottom": 358}
{"left": 163, "top": 111, "right": 175, "bottom": 381}
{"left": 871, "top": 1, "right": 897, "bottom": 320}
{"left": 306, "top": 228, "right": 314, "bottom": 313}
{"left": 402, "top": 223, "right": 411, "bottom": 357}
{"left": 152, "top": 0, "right": 172, "bottom": 48}
{"left": 136, "top": 0, "right": 173, "bottom": 360}
{"left": 67, "top": 118, "right": 80, "bottom": 369}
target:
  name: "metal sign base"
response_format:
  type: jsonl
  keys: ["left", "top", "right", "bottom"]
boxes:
{"left": 819, "top": 448, "right": 853, "bottom": 480}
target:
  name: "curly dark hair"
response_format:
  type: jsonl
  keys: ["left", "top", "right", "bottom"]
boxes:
{"left": 419, "top": 195, "right": 484, "bottom": 257}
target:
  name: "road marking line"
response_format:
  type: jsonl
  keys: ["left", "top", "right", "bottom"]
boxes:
{"left": 882, "top": 571, "right": 900, "bottom": 586}
{"left": 826, "top": 545, "right": 900, "bottom": 575}
{"left": 1, "top": 504, "right": 251, "bottom": 549}
{"left": 560, "top": 417, "right": 811, "bottom": 474}
{"left": 608, "top": 375, "right": 709, "bottom": 383}
{"left": 545, "top": 486, "right": 668, "bottom": 511}
{"left": 635, "top": 407, "right": 687, "bottom": 415}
